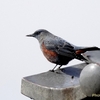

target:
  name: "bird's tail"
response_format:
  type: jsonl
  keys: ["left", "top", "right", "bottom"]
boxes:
{"left": 75, "top": 46, "right": 100, "bottom": 54}
{"left": 75, "top": 46, "right": 100, "bottom": 63}
{"left": 81, "top": 46, "right": 100, "bottom": 51}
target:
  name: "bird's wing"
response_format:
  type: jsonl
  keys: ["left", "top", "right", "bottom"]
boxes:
{"left": 44, "top": 36, "right": 75, "bottom": 58}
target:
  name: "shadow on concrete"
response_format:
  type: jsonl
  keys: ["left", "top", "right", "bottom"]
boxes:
{"left": 81, "top": 97, "right": 100, "bottom": 100}
{"left": 61, "top": 67, "right": 82, "bottom": 77}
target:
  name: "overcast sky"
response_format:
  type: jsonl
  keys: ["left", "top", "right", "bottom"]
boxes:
{"left": 0, "top": 0, "right": 100, "bottom": 100}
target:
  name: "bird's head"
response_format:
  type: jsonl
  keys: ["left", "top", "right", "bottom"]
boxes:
{"left": 26, "top": 29, "right": 50, "bottom": 42}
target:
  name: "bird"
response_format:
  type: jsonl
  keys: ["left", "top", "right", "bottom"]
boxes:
{"left": 26, "top": 29, "right": 100, "bottom": 71}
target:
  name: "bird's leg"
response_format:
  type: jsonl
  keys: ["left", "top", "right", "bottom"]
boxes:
{"left": 50, "top": 64, "right": 58, "bottom": 72}
{"left": 58, "top": 65, "right": 62, "bottom": 70}
{"left": 56, "top": 65, "right": 62, "bottom": 71}
{"left": 55, "top": 65, "right": 62, "bottom": 74}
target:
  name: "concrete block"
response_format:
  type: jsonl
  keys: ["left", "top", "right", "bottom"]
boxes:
{"left": 21, "top": 50, "right": 100, "bottom": 100}
{"left": 21, "top": 63, "right": 87, "bottom": 100}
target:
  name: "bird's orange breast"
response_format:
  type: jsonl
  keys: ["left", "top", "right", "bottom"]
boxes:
{"left": 41, "top": 43, "right": 57, "bottom": 63}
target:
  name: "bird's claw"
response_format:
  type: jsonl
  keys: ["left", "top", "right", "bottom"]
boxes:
{"left": 49, "top": 70, "right": 55, "bottom": 72}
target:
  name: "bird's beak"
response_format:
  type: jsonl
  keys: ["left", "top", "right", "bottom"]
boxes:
{"left": 26, "top": 34, "right": 34, "bottom": 37}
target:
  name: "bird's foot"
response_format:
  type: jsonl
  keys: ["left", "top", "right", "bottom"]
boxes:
{"left": 55, "top": 68, "right": 62, "bottom": 74}
{"left": 49, "top": 69, "right": 55, "bottom": 72}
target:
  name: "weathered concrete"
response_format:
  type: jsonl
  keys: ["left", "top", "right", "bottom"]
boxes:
{"left": 21, "top": 50, "right": 100, "bottom": 100}
{"left": 21, "top": 63, "right": 87, "bottom": 100}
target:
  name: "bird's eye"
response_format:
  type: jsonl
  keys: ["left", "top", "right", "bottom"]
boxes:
{"left": 36, "top": 30, "right": 43, "bottom": 35}
{"left": 36, "top": 31, "right": 41, "bottom": 35}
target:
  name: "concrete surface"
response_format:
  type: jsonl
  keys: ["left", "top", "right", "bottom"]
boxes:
{"left": 21, "top": 50, "right": 100, "bottom": 100}
{"left": 21, "top": 63, "right": 87, "bottom": 100}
